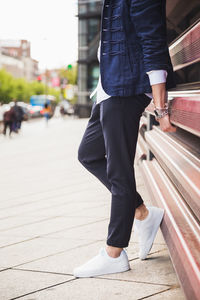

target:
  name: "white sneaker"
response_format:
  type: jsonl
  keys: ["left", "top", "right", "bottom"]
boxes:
{"left": 73, "top": 247, "right": 130, "bottom": 277}
{"left": 134, "top": 206, "right": 164, "bottom": 260}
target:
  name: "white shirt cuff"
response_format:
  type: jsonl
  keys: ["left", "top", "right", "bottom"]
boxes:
{"left": 146, "top": 70, "right": 168, "bottom": 85}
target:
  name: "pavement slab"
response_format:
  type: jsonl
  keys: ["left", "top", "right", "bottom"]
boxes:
{"left": 0, "top": 215, "right": 108, "bottom": 239}
{"left": 0, "top": 236, "right": 95, "bottom": 271}
{"left": 46, "top": 218, "right": 109, "bottom": 241}
{"left": 0, "top": 268, "right": 73, "bottom": 300}
{"left": 146, "top": 287, "right": 186, "bottom": 299}
{"left": 18, "top": 277, "right": 170, "bottom": 300}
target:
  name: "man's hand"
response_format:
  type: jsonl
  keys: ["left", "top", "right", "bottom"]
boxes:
{"left": 158, "top": 114, "right": 177, "bottom": 132}
{"left": 151, "top": 82, "right": 177, "bottom": 132}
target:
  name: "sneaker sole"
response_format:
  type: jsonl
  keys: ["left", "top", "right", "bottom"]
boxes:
{"left": 74, "top": 263, "right": 130, "bottom": 278}
{"left": 139, "top": 208, "right": 164, "bottom": 260}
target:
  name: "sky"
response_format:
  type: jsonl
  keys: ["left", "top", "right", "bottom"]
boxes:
{"left": 0, "top": 0, "right": 78, "bottom": 70}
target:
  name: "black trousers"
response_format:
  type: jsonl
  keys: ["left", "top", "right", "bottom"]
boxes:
{"left": 78, "top": 94, "right": 151, "bottom": 248}
{"left": 3, "top": 121, "right": 13, "bottom": 136}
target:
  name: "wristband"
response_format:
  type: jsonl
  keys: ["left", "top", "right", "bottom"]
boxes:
{"left": 154, "top": 103, "right": 169, "bottom": 120}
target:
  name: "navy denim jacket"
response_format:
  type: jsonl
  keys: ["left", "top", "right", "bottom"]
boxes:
{"left": 100, "top": 0, "right": 176, "bottom": 96}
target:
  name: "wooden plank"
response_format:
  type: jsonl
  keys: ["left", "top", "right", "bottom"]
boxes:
{"left": 169, "top": 21, "right": 200, "bottom": 71}
{"left": 139, "top": 158, "right": 200, "bottom": 300}
{"left": 145, "top": 127, "right": 200, "bottom": 220}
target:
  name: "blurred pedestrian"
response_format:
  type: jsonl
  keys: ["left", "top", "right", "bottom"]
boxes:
{"left": 60, "top": 106, "right": 65, "bottom": 116}
{"left": 42, "top": 103, "right": 52, "bottom": 125}
{"left": 12, "top": 101, "right": 24, "bottom": 132}
{"left": 3, "top": 107, "right": 16, "bottom": 137}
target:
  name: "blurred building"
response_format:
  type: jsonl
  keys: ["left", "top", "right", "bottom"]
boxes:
{"left": 0, "top": 39, "right": 31, "bottom": 58}
{"left": 0, "top": 39, "right": 38, "bottom": 81}
{"left": 77, "top": 0, "right": 102, "bottom": 117}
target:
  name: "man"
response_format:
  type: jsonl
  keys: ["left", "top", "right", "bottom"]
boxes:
{"left": 3, "top": 107, "right": 16, "bottom": 137}
{"left": 13, "top": 101, "right": 24, "bottom": 132}
{"left": 42, "top": 102, "right": 52, "bottom": 125}
{"left": 73, "top": 0, "right": 176, "bottom": 277}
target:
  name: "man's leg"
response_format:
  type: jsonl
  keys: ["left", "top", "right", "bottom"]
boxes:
{"left": 78, "top": 100, "right": 110, "bottom": 189}
{"left": 3, "top": 121, "right": 7, "bottom": 135}
{"left": 99, "top": 94, "right": 151, "bottom": 248}
{"left": 78, "top": 100, "right": 145, "bottom": 209}
{"left": 74, "top": 94, "right": 164, "bottom": 277}
{"left": 9, "top": 121, "right": 13, "bottom": 136}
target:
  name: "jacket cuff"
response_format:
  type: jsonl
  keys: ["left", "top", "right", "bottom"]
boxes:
{"left": 146, "top": 70, "right": 168, "bottom": 85}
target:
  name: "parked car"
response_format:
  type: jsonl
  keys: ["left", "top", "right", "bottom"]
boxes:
{"left": 29, "top": 105, "right": 43, "bottom": 118}
{"left": 60, "top": 100, "right": 74, "bottom": 116}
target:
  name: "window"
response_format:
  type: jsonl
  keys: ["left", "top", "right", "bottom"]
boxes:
{"left": 88, "top": 64, "right": 99, "bottom": 91}
{"left": 88, "top": 19, "right": 100, "bottom": 43}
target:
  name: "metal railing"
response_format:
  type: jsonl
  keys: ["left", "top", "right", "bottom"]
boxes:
{"left": 136, "top": 20, "right": 200, "bottom": 300}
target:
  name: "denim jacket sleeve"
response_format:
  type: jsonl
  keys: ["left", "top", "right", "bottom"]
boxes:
{"left": 130, "top": 0, "right": 170, "bottom": 73}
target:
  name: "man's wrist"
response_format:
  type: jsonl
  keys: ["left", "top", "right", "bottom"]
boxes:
{"left": 152, "top": 86, "right": 167, "bottom": 106}
{"left": 154, "top": 102, "right": 169, "bottom": 120}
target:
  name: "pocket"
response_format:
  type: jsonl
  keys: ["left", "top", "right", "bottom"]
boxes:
{"left": 140, "top": 94, "right": 152, "bottom": 111}
{"left": 127, "top": 47, "right": 134, "bottom": 73}
{"left": 127, "top": 46, "right": 140, "bottom": 75}
{"left": 143, "top": 94, "right": 152, "bottom": 107}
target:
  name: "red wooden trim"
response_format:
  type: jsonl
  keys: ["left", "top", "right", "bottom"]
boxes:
{"left": 139, "top": 158, "right": 200, "bottom": 300}
{"left": 171, "top": 97, "right": 200, "bottom": 113}
{"left": 169, "top": 21, "right": 200, "bottom": 71}
{"left": 145, "top": 128, "right": 200, "bottom": 220}
{"left": 145, "top": 96, "right": 200, "bottom": 136}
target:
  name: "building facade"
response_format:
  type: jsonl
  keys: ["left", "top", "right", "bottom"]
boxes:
{"left": 0, "top": 39, "right": 38, "bottom": 81}
{"left": 77, "top": 0, "right": 102, "bottom": 117}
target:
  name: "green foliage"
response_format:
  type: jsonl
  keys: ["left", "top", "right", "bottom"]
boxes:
{"left": 59, "top": 64, "right": 77, "bottom": 85}
{"left": 11, "top": 78, "right": 30, "bottom": 102}
{"left": 48, "top": 87, "right": 60, "bottom": 103}
{"left": 29, "top": 81, "right": 45, "bottom": 95}
{"left": 0, "top": 69, "right": 60, "bottom": 104}
{"left": 0, "top": 69, "right": 15, "bottom": 103}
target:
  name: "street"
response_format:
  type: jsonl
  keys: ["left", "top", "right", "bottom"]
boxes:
{"left": 0, "top": 117, "right": 184, "bottom": 300}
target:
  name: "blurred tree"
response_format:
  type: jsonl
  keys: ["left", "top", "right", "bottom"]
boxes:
{"left": 48, "top": 87, "right": 60, "bottom": 103}
{"left": 29, "top": 81, "right": 45, "bottom": 96}
{"left": 0, "top": 69, "right": 14, "bottom": 103}
{"left": 59, "top": 64, "right": 77, "bottom": 85}
{"left": 11, "top": 78, "right": 30, "bottom": 102}
{"left": 0, "top": 69, "right": 60, "bottom": 104}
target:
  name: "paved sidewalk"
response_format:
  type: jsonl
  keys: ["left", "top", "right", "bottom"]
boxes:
{"left": 0, "top": 117, "right": 185, "bottom": 300}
